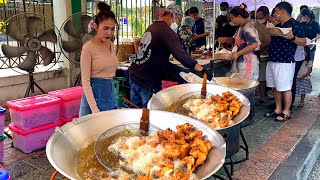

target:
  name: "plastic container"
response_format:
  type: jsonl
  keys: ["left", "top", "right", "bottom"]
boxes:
{"left": 48, "top": 87, "right": 83, "bottom": 119}
{"left": 0, "top": 107, "right": 5, "bottom": 136}
{"left": 0, "top": 165, "right": 10, "bottom": 180}
{"left": 0, "top": 136, "right": 5, "bottom": 163}
{"left": 161, "top": 80, "right": 178, "bottom": 90}
{"left": 8, "top": 121, "right": 62, "bottom": 153}
{"left": 59, "top": 116, "right": 78, "bottom": 125}
{"left": 6, "top": 95, "right": 61, "bottom": 130}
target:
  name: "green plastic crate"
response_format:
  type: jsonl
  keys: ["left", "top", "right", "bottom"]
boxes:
{"left": 113, "top": 77, "right": 130, "bottom": 107}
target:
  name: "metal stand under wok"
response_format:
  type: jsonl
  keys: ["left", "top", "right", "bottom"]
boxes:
{"left": 212, "top": 164, "right": 233, "bottom": 180}
{"left": 223, "top": 92, "right": 255, "bottom": 176}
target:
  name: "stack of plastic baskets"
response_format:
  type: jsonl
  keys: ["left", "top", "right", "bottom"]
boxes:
{"left": 6, "top": 95, "right": 62, "bottom": 153}
{"left": 48, "top": 86, "right": 83, "bottom": 125}
{"left": 0, "top": 107, "right": 6, "bottom": 162}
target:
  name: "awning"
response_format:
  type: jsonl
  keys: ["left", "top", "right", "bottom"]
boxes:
{"left": 214, "top": 0, "right": 320, "bottom": 11}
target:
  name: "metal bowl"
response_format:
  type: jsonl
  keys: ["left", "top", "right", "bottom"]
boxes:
{"left": 46, "top": 109, "right": 226, "bottom": 180}
{"left": 147, "top": 84, "right": 250, "bottom": 130}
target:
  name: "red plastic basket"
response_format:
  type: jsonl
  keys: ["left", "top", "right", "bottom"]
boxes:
{"left": 161, "top": 80, "right": 178, "bottom": 90}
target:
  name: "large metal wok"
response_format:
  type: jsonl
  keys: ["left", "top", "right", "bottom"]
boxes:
{"left": 147, "top": 84, "right": 250, "bottom": 130}
{"left": 213, "top": 77, "right": 260, "bottom": 95}
{"left": 147, "top": 84, "right": 250, "bottom": 157}
{"left": 46, "top": 109, "right": 226, "bottom": 180}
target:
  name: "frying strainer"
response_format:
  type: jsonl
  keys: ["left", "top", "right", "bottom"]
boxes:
{"left": 94, "top": 122, "right": 160, "bottom": 177}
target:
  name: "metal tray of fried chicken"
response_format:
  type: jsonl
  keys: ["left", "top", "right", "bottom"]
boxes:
{"left": 147, "top": 84, "right": 250, "bottom": 131}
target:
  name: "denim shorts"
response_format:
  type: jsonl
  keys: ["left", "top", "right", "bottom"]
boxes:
{"left": 79, "top": 78, "right": 118, "bottom": 117}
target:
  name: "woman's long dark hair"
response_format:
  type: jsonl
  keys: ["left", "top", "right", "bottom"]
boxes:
{"left": 230, "top": 6, "right": 249, "bottom": 18}
{"left": 95, "top": 1, "right": 117, "bottom": 25}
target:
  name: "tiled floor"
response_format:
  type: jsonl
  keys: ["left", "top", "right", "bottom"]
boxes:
{"left": 2, "top": 60, "right": 320, "bottom": 179}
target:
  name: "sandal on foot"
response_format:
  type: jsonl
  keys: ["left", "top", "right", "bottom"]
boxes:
{"left": 255, "top": 99, "right": 267, "bottom": 106}
{"left": 264, "top": 111, "right": 281, "bottom": 118}
{"left": 275, "top": 113, "right": 291, "bottom": 122}
{"left": 298, "top": 103, "right": 304, "bottom": 107}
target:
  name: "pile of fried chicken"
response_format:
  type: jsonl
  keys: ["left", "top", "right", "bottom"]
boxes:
{"left": 138, "top": 123, "right": 212, "bottom": 180}
{"left": 183, "top": 91, "right": 243, "bottom": 129}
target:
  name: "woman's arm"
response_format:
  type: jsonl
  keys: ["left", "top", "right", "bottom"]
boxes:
{"left": 230, "top": 42, "right": 258, "bottom": 60}
{"left": 218, "top": 37, "right": 235, "bottom": 45}
{"left": 80, "top": 43, "right": 100, "bottom": 113}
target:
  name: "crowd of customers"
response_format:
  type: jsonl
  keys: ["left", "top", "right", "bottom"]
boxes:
{"left": 153, "top": 1, "right": 319, "bottom": 121}
{"left": 213, "top": 2, "right": 318, "bottom": 122}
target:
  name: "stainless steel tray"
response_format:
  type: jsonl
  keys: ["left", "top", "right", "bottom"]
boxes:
{"left": 46, "top": 109, "right": 226, "bottom": 180}
{"left": 147, "top": 84, "right": 250, "bottom": 130}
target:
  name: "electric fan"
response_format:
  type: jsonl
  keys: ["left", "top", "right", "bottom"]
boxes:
{"left": 0, "top": 13, "right": 61, "bottom": 97}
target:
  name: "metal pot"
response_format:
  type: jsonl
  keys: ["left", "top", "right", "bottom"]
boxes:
{"left": 46, "top": 109, "right": 226, "bottom": 180}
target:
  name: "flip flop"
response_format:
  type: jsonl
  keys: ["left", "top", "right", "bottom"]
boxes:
{"left": 298, "top": 103, "right": 304, "bottom": 107}
{"left": 264, "top": 111, "right": 281, "bottom": 118}
{"left": 275, "top": 113, "right": 291, "bottom": 122}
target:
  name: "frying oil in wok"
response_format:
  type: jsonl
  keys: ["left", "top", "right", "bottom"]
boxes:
{"left": 166, "top": 95, "right": 197, "bottom": 116}
{"left": 76, "top": 141, "right": 110, "bottom": 180}
{"left": 76, "top": 130, "right": 137, "bottom": 179}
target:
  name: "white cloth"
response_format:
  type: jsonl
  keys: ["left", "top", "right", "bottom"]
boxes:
{"left": 266, "top": 61, "right": 295, "bottom": 92}
{"left": 294, "top": 45, "right": 305, "bottom": 62}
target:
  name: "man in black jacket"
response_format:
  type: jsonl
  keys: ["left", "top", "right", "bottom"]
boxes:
{"left": 129, "top": 3, "right": 212, "bottom": 108}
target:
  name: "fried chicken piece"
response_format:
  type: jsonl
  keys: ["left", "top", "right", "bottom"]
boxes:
{"left": 157, "top": 128, "right": 175, "bottom": 141}
{"left": 163, "top": 148, "right": 181, "bottom": 159}
{"left": 189, "top": 148, "right": 207, "bottom": 171}
{"left": 176, "top": 123, "right": 194, "bottom": 134}
{"left": 154, "top": 167, "right": 173, "bottom": 178}
{"left": 175, "top": 131, "right": 186, "bottom": 142}
{"left": 173, "top": 170, "right": 191, "bottom": 180}
{"left": 185, "top": 131, "right": 203, "bottom": 141}
{"left": 214, "top": 103, "right": 225, "bottom": 112}
{"left": 180, "top": 156, "right": 195, "bottom": 172}
{"left": 219, "top": 117, "right": 230, "bottom": 128}
{"left": 191, "top": 138, "right": 210, "bottom": 154}
{"left": 157, "top": 158, "right": 174, "bottom": 169}
{"left": 137, "top": 176, "right": 152, "bottom": 180}
{"left": 204, "top": 139, "right": 213, "bottom": 150}
{"left": 179, "top": 144, "right": 191, "bottom": 158}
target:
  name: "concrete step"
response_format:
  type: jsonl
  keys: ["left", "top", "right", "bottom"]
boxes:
{"left": 270, "top": 116, "right": 320, "bottom": 180}
{"left": 308, "top": 155, "right": 320, "bottom": 180}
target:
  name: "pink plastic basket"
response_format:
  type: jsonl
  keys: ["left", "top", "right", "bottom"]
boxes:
{"left": 0, "top": 107, "right": 5, "bottom": 136}
{"left": 48, "top": 87, "right": 83, "bottom": 119}
{"left": 0, "top": 136, "right": 5, "bottom": 163}
{"left": 6, "top": 95, "right": 61, "bottom": 130}
{"left": 8, "top": 121, "right": 62, "bottom": 153}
